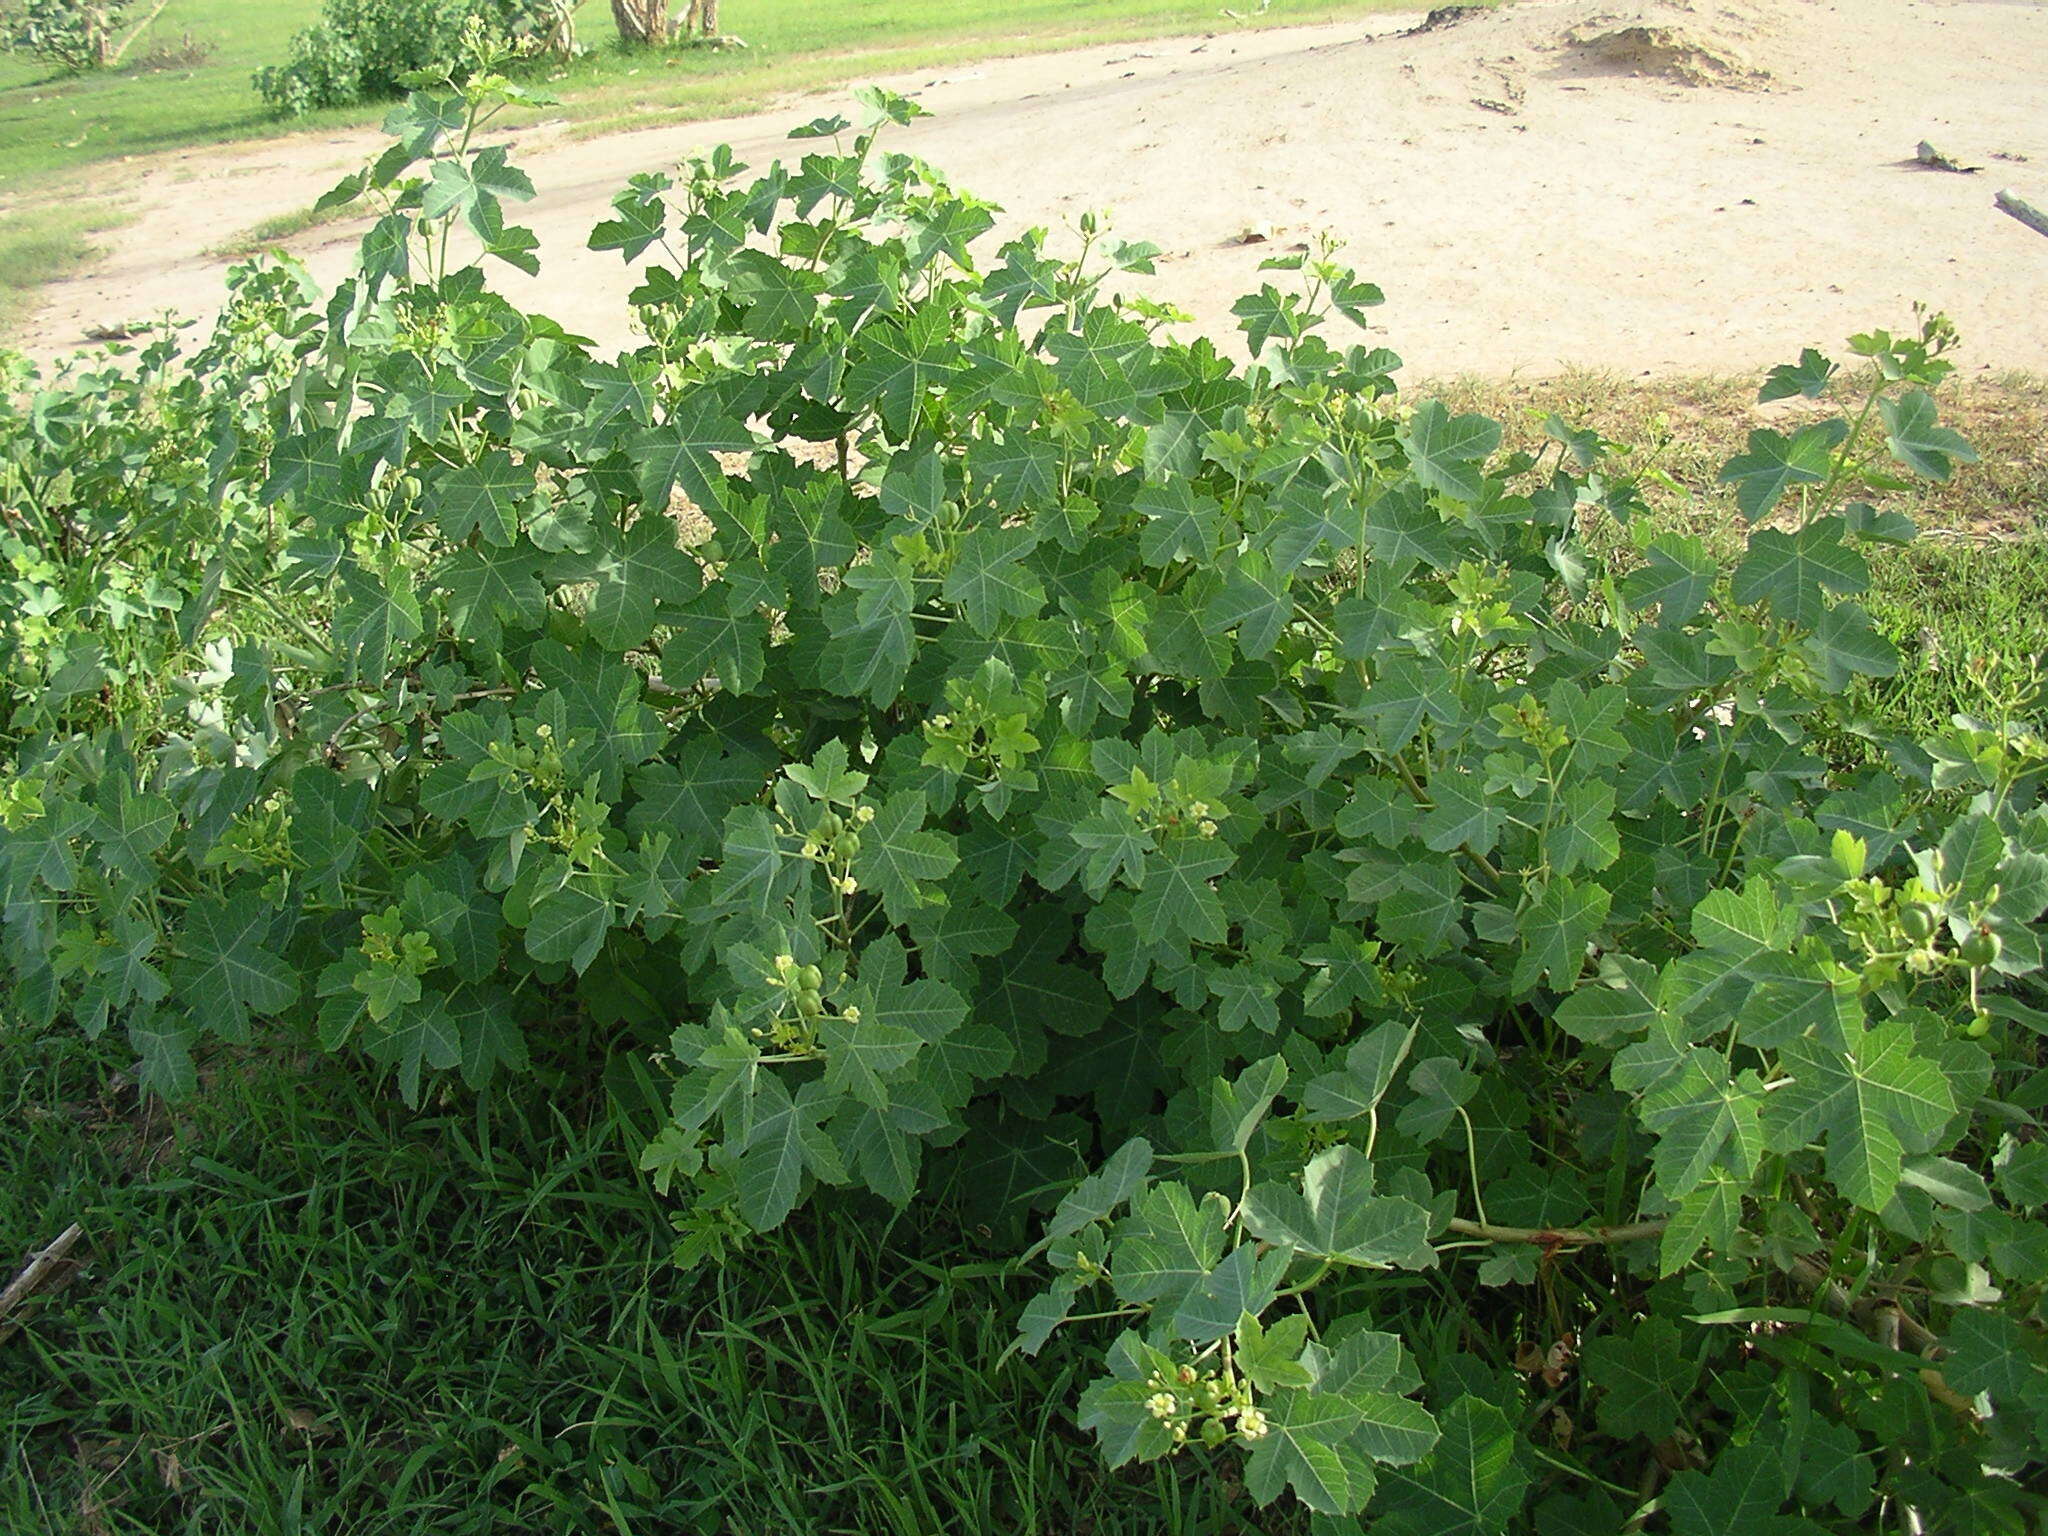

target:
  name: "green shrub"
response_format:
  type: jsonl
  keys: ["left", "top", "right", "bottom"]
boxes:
{"left": 3, "top": 69, "right": 2044, "bottom": 1531}
{"left": 1, "top": 0, "right": 132, "bottom": 71}
{"left": 254, "top": 0, "right": 555, "bottom": 114}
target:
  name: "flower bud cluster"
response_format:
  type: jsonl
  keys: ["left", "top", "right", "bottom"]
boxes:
{"left": 1107, "top": 766, "right": 1227, "bottom": 841}
{"left": 784, "top": 801, "right": 871, "bottom": 909}
{"left": 1142, "top": 1362, "right": 1266, "bottom": 1450}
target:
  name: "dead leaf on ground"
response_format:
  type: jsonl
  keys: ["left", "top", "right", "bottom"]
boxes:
{"left": 281, "top": 1406, "right": 335, "bottom": 1439}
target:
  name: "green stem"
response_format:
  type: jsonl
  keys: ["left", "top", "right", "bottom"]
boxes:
{"left": 1443, "top": 1217, "right": 1666, "bottom": 1247}
{"left": 1456, "top": 1106, "right": 1490, "bottom": 1228}
{"left": 1810, "top": 382, "right": 1888, "bottom": 518}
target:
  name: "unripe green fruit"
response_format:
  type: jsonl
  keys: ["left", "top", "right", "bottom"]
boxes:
{"left": 1898, "top": 904, "right": 1937, "bottom": 943}
{"left": 1958, "top": 929, "right": 2002, "bottom": 968}
{"left": 1963, "top": 1011, "right": 1992, "bottom": 1039}
{"left": 798, "top": 964, "right": 823, "bottom": 990}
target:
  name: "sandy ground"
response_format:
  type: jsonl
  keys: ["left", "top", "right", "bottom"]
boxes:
{"left": 15, "top": 0, "right": 2048, "bottom": 378}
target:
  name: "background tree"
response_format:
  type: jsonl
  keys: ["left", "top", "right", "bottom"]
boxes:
{"left": 1, "top": 0, "right": 169, "bottom": 71}
{"left": 611, "top": 0, "right": 717, "bottom": 43}
{"left": 609, "top": 0, "right": 669, "bottom": 45}
{"left": 534, "top": 0, "right": 574, "bottom": 54}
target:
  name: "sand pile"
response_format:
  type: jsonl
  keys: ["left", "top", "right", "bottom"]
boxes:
{"left": 1561, "top": 1, "right": 1777, "bottom": 88}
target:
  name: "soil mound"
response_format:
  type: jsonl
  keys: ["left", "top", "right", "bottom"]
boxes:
{"left": 1562, "top": 2, "right": 1776, "bottom": 88}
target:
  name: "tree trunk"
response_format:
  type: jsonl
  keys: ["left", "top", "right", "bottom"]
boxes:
{"left": 611, "top": 0, "right": 672, "bottom": 45}
{"left": 538, "top": 0, "right": 575, "bottom": 56}
{"left": 698, "top": 0, "right": 718, "bottom": 36}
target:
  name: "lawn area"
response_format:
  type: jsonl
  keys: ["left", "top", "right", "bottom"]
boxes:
{"left": 0, "top": 1024, "right": 1284, "bottom": 1535}
{"left": 0, "top": 0, "right": 316, "bottom": 189}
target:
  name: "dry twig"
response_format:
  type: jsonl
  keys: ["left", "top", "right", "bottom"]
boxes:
{"left": 0, "top": 1223, "right": 86, "bottom": 1344}
{"left": 1784, "top": 1253, "right": 1975, "bottom": 1417}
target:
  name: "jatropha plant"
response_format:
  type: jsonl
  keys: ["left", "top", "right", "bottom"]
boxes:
{"left": 2, "top": 53, "right": 2042, "bottom": 1530}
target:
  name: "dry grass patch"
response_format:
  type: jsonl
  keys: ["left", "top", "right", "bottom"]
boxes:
{"left": 1424, "top": 368, "right": 2048, "bottom": 543}
{"left": 1425, "top": 366, "right": 2048, "bottom": 754}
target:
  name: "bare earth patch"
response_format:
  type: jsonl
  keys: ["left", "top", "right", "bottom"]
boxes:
{"left": 12, "top": 0, "right": 2048, "bottom": 378}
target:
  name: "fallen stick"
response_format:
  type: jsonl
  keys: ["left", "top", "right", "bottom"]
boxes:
{"left": 1996, "top": 189, "right": 2048, "bottom": 241}
{"left": 1785, "top": 1252, "right": 1975, "bottom": 1417}
{"left": 0, "top": 1223, "right": 85, "bottom": 1344}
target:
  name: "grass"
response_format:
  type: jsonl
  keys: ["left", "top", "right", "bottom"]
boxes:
{"left": 1854, "top": 537, "right": 2048, "bottom": 737}
{"left": 0, "top": 199, "right": 131, "bottom": 334}
{"left": 0, "top": 1022, "right": 1287, "bottom": 1536}
{"left": 0, "top": 0, "right": 314, "bottom": 189}
{"left": 0, "top": 0, "right": 1438, "bottom": 336}
{"left": 1428, "top": 367, "right": 2048, "bottom": 543}
{"left": 208, "top": 198, "right": 346, "bottom": 259}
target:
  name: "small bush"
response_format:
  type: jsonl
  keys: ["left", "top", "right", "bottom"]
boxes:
{"left": 254, "top": 0, "right": 554, "bottom": 115}
{"left": 3, "top": 71, "right": 2044, "bottom": 1533}
{"left": 2, "top": 0, "right": 132, "bottom": 72}
{"left": 124, "top": 27, "right": 218, "bottom": 72}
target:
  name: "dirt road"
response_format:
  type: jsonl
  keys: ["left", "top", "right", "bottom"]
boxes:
{"left": 19, "top": 0, "right": 2048, "bottom": 378}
